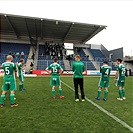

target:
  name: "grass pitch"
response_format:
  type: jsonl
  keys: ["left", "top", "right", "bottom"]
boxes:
{"left": 0, "top": 76, "right": 132, "bottom": 133}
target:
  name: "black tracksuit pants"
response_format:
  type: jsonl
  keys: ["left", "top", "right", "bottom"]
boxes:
{"left": 73, "top": 78, "right": 85, "bottom": 99}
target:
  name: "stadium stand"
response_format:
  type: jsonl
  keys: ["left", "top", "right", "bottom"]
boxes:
{"left": 0, "top": 42, "right": 30, "bottom": 64}
{"left": 75, "top": 47, "right": 88, "bottom": 61}
{"left": 64, "top": 56, "right": 96, "bottom": 70}
{"left": 38, "top": 44, "right": 64, "bottom": 60}
{"left": 77, "top": 47, "right": 85, "bottom": 56}
{"left": 37, "top": 60, "right": 65, "bottom": 70}
{"left": 37, "top": 44, "right": 65, "bottom": 70}
{"left": 67, "top": 47, "right": 96, "bottom": 70}
{"left": 87, "top": 48, "right": 117, "bottom": 69}
{"left": 88, "top": 49, "right": 106, "bottom": 61}
{"left": 0, "top": 13, "right": 127, "bottom": 74}
{"left": 0, "top": 42, "right": 115, "bottom": 71}
{"left": 69, "top": 60, "right": 96, "bottom": 70}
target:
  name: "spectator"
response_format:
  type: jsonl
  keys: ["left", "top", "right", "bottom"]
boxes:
{"left": 9, "top": 51, "right": 12, "bottom": 55}
{"left": 29, "top": 62, "right": 34, "bottom": 74}
{"left": 30, "top": 62, "right": 34, "bottom": 67}
{"left": 31, "top": 53, "right": 35, "bottom": 62}
{"left": 21, "top": 51, "right": 24, "bottom": 58}
{"left": 15, "top": 52, "right": 20, "bottom": 58}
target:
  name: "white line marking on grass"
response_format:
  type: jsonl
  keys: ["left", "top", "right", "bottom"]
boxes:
{"left": 61, "top": 80, "right": 133, "bottom": 132}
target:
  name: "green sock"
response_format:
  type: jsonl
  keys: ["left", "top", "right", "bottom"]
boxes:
{"left": 10, "top": 94, "right": 15, "bottom": 104}
{"left": 104, "top": 90, "right": 108, "bottom": 99}
{"left": 19, "top": 84, "right": 23, "bottom": 91}
{"left": 58, "top": 88, "right": 63, "bottom": 96}
{"left": 97, "top": 90, "right": 101, "bottom": 98}
{"left": 22, "top": 84, "right": 24, "bottom": 89}
{"left": 122, "top": 88, "right": 125, "bottom": 97}
{"left": 119, "top": 90, "right": 123, "bottom": 98}
{"left": 52, "top": 89, "right": 55, "bottom": 96}
{"left": 0, "top": 94, "right": 5, "bottom": 104}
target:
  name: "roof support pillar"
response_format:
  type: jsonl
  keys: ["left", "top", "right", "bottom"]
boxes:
{"left": 5, "top": 15, "right": 19, "bottom": 38}
{"left": 40, "top": 19, "right": 43, "bottom": 40}
{"left": 63, "top": 23, "right": 74, "bottom": 42}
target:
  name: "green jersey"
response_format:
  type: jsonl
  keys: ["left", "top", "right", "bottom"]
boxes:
{"left": 72, "top": 61, "right": 84, "bottom": 78}
{"left": 47, "top": 63, "right": 62, "bottom": 76}
{"left": 18, "top": 63, "right": 23, "bottom": 76}
{"left": 116, "top": 64, "right": 126, "bottom": 81}
{"left": 2, "top": 62, "right": 17, "bottom": 77}
{"left": 1, "top": 62, "right": 17, "bottom": 91}
{"left": 100, "top": 65, "right": 112, "bottom": 81}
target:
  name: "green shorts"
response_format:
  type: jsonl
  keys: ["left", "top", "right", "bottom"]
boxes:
{"left": 116, "top": 79, "right": 125, "bottom": 87}
{"left": 50, "top": 76, "right": 61, "bottom": 86}
{"left": 98, "top": 80, "right": 109, "bottom": 88}
{"left": 2, "top": 76, "right": 17, "bottom": 91}
{"left": 19, "top": 74, "right": 24, "bottom": 82}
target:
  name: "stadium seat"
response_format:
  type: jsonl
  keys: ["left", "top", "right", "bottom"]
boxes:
{"left": 0, "top": 42, "right": 30, "bottom": 64}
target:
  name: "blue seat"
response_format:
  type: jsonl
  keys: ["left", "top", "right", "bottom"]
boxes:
{"left": 0, "top": 42, "right": 30, "bottom": 63}
{"left": 37, "top": 60, "right": 65, "bottom": 70}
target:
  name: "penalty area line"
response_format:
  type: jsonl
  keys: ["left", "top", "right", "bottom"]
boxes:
{"left": 61, "top": 80, "right": 133, "bottom": 132}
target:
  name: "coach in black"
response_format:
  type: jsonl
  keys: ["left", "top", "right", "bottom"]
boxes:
{"left": 72, "top": 55, "right": 85, "bottom": 102}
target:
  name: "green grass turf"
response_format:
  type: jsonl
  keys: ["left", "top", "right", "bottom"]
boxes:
{"left": 0, "top": 76, "right": 132, "bottom": 133}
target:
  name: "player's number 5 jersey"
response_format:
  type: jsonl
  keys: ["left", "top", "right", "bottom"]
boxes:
{"left": 2, "top": 62, "right": 16, "bottom": 77}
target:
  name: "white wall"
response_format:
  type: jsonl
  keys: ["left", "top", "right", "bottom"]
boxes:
{"left": 90, "top": 44, "right": 101, "bottom": 50}
{"left": 74, "top": 43, "right": 91, "bottom": 48}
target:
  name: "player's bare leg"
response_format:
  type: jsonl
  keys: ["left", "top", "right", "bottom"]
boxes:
{"left": 0, "top": 91, "right": 7, "bottom": 107}
{"left": 10, "top": 91, "right": 18, "bottom": 107}
{"left": 58, "top": 85, "right": 64, "bottom": 99}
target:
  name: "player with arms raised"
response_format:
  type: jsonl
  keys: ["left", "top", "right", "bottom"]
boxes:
{"left": 45, "top": 58, "right": 64, "bottom": 99}
{"left": 0, "top": 55, "right": 18, "bottom": 107}
{"left": 114, "top": 59, "right": 126, "bottom": 101}
{"left": 96, "top": 61, "right": 112, "bottom": 101}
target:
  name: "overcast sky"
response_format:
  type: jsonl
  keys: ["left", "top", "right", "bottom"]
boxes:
{"left": 0, "top": 0, "right": 133, "bottom": 56}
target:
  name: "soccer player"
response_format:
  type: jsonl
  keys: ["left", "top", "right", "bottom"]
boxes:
{"left": 114, "top": 59, "right": 126, "bottom": 101}
{"left": 45, "top": 58, "right": 64, "bottom": 99}
{"left": 96, "top": 61, "right": 112, "bottom": 101}
{"left": 72, "top": 55, "right": 85, "bottom": 102}
{"left": 0, "top": 55, "right": 18, "bottom": 107}
{"left": 18, "top": 59, "right": 26, "bottom": 92}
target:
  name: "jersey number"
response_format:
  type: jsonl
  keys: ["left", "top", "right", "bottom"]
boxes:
{"left": 52, "top": 66, "right": 57, "bottom": 73}
{"left": 5, "top": 67, "right": 10, "bottom": 75}
{"left": 121, "top": 68, "right": 126, "bottom": 75}
{"left": 105, "top": 69, "right": 109, "bottom": 75}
